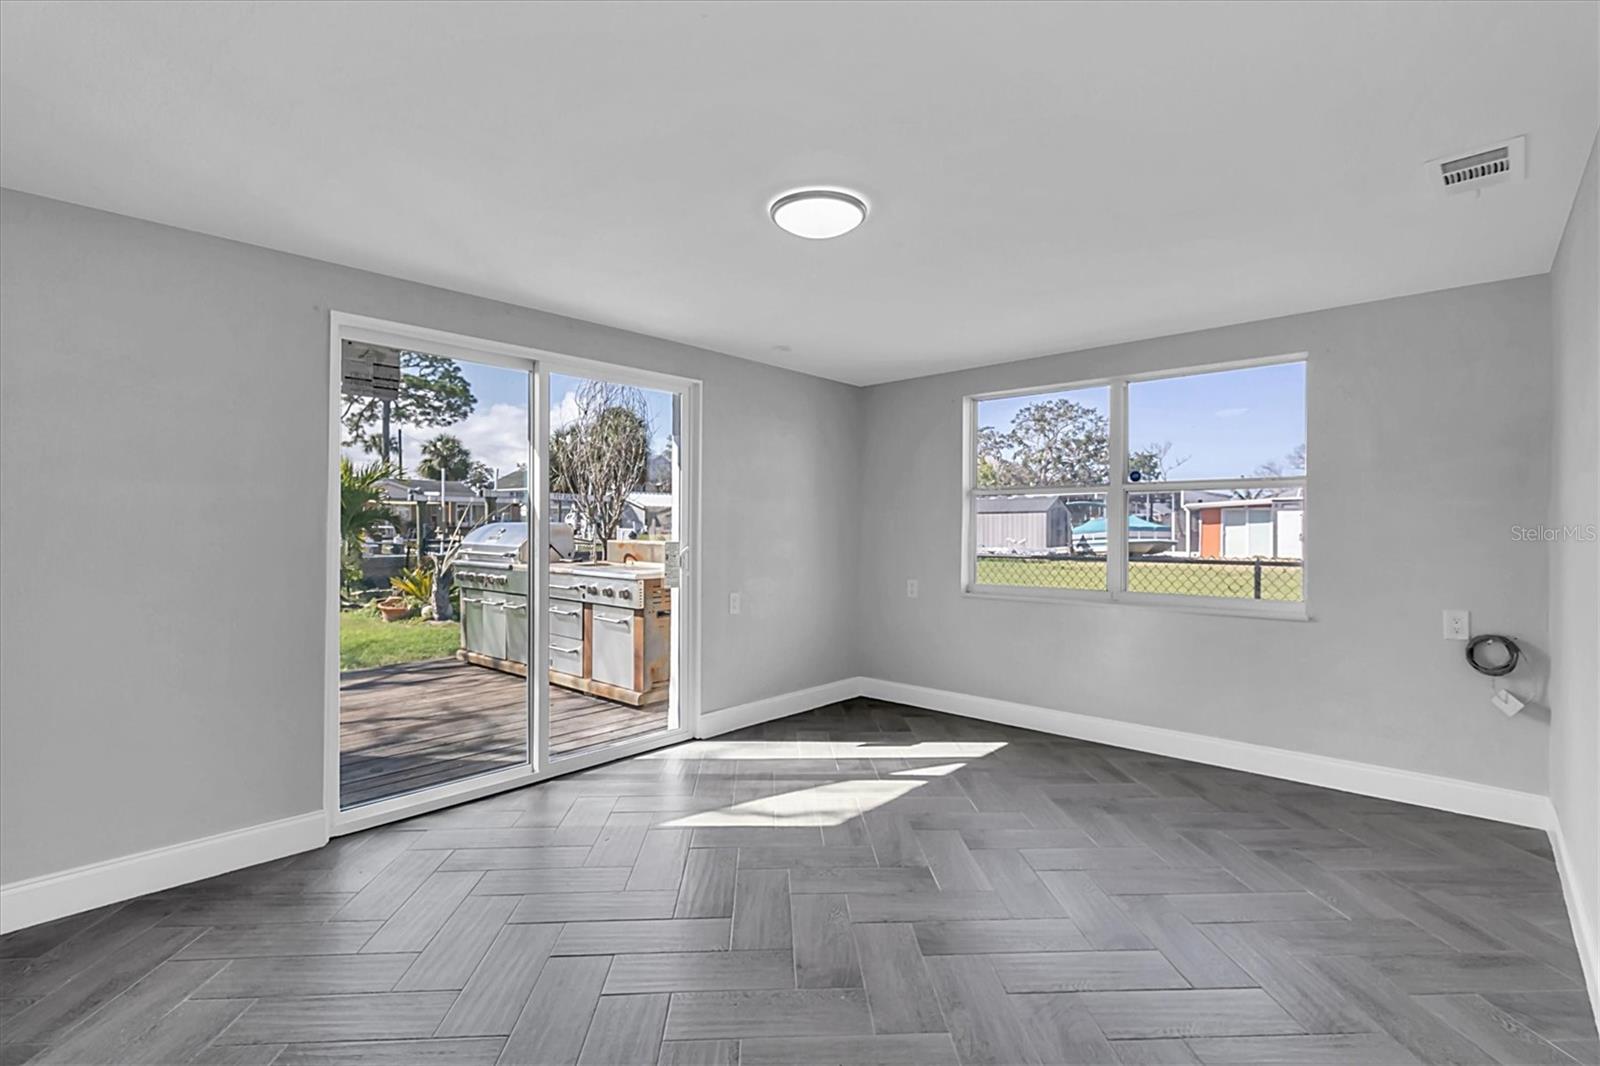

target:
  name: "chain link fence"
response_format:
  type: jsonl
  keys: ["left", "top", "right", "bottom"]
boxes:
{"left": 975, "top": 555, "right": 1108, "bottom": 591}
{"left": 976, "top": 554, "right": 1302, "bottom": 601}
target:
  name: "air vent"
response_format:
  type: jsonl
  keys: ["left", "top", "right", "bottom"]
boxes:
{"left": 1426, "top": 137, "right": 1525, "bottom": 196}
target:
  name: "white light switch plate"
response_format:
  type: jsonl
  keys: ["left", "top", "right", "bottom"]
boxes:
{"left": 1491, "top": 689, "right": 1525, "bottom": 717}
{"left": 907, "top": 579, "right": 919, "bottom": 599}
{"left": 1442, "top": 609, "right": 1470, "bottom": 640}
{"left": 729, "top": 592, "right": 741, "bottom": 615}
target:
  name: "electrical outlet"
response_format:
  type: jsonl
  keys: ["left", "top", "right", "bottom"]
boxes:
{"left": 1442, "top": 609, "right": 1470, "bottom": 640}
{"left": 906, "top": 578, "right": 919, "bottom": 599}
{"left": 728, "top": 592, "right": 741, "bottom": 616}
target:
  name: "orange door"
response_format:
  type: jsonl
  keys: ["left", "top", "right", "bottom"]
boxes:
{"left": 1199, "top": 509, "right": 1221, "bottom": 558}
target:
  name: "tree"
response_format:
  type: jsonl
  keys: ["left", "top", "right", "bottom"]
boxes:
{"left": 417, "top": 434, "right": 474, "bottom": 481}
{"left": 549, "top": 380, "right": 652, "bottom": 545}
{"left": 342, "top": 351, "right": 475, "bottom": 459}
{"left": 1234, "top": 443, "right": 1306, "bottom": 498}
{"left": 339, "top": 458, "right": 395, "bottom": 589}
{"left": 976, "top": 399, "right": 1180, "bottom": 487}
{"left": 465, "top": 462, "right": 495, "bottom": 493}
{"left": 1129, "top": 442, "right": 1179, "bottom": 483}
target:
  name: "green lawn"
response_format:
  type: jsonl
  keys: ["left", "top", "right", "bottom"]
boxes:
{"left": 340, "top": 610, "right": 462, "bottom": 671}
{"left": 975, "top": 557, "right": 1302, "bottom": 601}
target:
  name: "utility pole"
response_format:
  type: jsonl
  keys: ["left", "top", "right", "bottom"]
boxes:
{"left": 380, "top": 399, "right": 392, "bottom": 465}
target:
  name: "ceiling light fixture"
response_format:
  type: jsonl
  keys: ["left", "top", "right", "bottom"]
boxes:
{"left": 770, "top": 189, "right": 868, "bottom": 239}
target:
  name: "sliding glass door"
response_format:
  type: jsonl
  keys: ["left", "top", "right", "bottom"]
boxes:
{"left": 335, "top": 338, "right": 533, "bottom": 811}
{"left": 329, "top": 314, "right": 697, "bottom": 829}
{"left": 543, "top": 371, "right": 687, "bottom": 762}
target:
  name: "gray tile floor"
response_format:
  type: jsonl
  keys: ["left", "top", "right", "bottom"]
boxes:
{"left": 1, "top": 699, "right": 1594, "bottom": 1065}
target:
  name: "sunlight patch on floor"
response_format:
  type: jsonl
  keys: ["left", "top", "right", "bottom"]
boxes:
{"left": 889, "top": 761, "right": 968, "bottom": 777}
{"left": 658, "top": 778, "right": 927, "bottom": 828}
{"left": 681, "top": 739, "right": 1007, "bottom": 761}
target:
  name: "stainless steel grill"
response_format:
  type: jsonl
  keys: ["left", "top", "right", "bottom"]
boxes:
{"left": 456, "top": 522, "right": 529, "bottom": 665}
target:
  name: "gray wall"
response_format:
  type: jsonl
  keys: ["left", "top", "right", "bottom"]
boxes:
{"left": 858, "top": 277, "right": 1554, "bottom": 793}
{"left": 1549, "top": 132, "right": 1598, "bottom": 948}
{"left": 0, "top": 190, "right": 863, "bottom": 884}
{"left": 0, "top": 184, "right": 1579, "bottom": 899}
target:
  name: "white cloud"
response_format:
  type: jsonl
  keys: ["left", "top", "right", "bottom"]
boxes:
{"left": 451, "top": 403, "right": 532, "bottom": 473}
{"left": 1214, "top": 406, "right": 1249, "bottom": 418}
{"left": 550, "top": 391, "right": 582, "bottom": 433}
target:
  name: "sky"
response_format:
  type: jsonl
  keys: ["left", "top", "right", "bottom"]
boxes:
{"left": 978, "top": 361, "right": 1306, "bottom": 480}
{"left": 342, "top": 357, "right": 675, "bottom": 477}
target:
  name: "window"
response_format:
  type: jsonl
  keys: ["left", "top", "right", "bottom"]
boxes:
{"left": 966, "top": 357, "right": 1307, "bottom": 613}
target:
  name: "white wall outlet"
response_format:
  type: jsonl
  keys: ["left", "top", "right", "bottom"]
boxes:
{"left": 1491, "top": 689, "right": 1525, "bottom": 717}
{"left": 728, "top": 592, "right": 741, "bottom": 615}
{"left": 1442, "top": 609, "right": 1470, "bottom": 640}
{"left": 906, "top": 578, "right": 919, "bottom": 599}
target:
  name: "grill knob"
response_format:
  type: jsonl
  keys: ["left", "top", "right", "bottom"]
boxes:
{"left": 618, "top": 589, "right": 632, "bottom": 600}
{"left": 602, "top": 587, "right": 615, "bottom": 597}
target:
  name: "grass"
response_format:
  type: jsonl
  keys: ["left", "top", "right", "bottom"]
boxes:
{"left": 340, "top": 609, "right": 462, "bottom": 670}
{"left": 975, "top": 557, "right": 1303, "bottom": 601}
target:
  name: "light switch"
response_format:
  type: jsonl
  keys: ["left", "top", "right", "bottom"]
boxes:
{"left": 907, "top": 579, "right": 919, "bottom": 599}
{"left": 1442, "top": 609, "right": 1469, "bottom": 640}
{"left": 729, "top": 592, "right": 741, "bottom": 615}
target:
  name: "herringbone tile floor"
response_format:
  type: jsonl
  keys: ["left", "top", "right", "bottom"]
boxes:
{"left": 1, "top": 699, "right": 1594, "bottom": 1065}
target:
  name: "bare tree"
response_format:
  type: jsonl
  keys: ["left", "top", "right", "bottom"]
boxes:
{"left": 550, "top": 379, "right": 651, "bottom": 546}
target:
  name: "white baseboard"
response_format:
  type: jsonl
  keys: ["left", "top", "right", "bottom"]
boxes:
{"left": 696, "top": 677, "right": 868, "bottom": 739}
{"left": 0, "top": 679, "right": 1565, "bottom": 943}
{"left": 858, "top": 678, "right": 1554, "bottom": 830}
{"left": 1550, "top": 811, "right": 1600, "bottom": 1025}
{"left": 0, "top": 811, "right": 327, "bottom": 935}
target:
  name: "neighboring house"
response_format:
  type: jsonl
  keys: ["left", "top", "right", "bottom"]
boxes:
{"left": 1183, "top": 493, "right": 1304, "bottom": 560}
{"left": 492, "top": 466, "right": 530, "bottom": 520}
{"left": 551, "top": 491, "right": 673, "bottom": 540}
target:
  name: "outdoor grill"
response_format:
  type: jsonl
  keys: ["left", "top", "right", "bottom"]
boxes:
{"left": 454, "top": 521, "right": 672, "bottom": 702}
{"left": 455, "top": 522, "right": 530, "bottom": 666}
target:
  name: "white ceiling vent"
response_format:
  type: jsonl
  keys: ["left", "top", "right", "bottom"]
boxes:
{"left": 1426, "top": 137, "right": 1525, "bottom": 196}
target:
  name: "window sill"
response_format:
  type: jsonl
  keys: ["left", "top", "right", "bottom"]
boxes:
{"left": 962, "top": 584, "right": 1311, "bottom": 622}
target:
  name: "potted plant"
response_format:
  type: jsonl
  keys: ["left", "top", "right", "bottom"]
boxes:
{"left": 380, "top": 564, "right": 433, "bottom": 621}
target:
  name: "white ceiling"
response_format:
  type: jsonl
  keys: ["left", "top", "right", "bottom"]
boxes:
{"left": 2, "top": 2, "right": 1595, "bottom": 385}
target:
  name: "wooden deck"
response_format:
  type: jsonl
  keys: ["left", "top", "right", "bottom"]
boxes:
{"left": 338, "top": 658, "right": 668, "bottom": 808}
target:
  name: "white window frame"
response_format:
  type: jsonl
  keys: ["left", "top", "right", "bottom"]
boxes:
{"left": 962, "top": 352, "right": 1309, "bottom": 620}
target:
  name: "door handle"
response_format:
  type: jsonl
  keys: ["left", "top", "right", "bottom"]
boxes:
{"left": 599, "top": 617, "right": 632, "bottom": 627}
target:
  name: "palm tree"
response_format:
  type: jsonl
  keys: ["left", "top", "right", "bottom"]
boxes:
{"left": 417, "top": 434, "right": 474, "bottom": 481}
{"left": 340, "top": 458, "right": 395, "bottom": 588}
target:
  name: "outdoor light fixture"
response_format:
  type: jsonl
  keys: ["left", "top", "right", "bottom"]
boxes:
{"left": 770, "top": 189, "right": 867, "bottom": 239}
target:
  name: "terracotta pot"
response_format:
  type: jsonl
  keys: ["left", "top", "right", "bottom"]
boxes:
{"left": 376, "top": 598, "right": 415, "bottom": 622}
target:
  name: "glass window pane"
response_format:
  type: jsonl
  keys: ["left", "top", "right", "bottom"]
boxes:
{"left": 547, "top": 373, "right": 677, "bottom": 761}
{"left": 976, "top": 385, "right": 1111, "bottom": 487}
{"left": 974, "top": 492, "right": 1108, "bottom": 591}
{"left": 1127, "top": 362, "right": 1306, "bottom": 482}
{"left": 337, "top": 344, "right": 530, "bottom": 809}
{"left": 1126, "top": 489, "right": 1304, "bottom": 601}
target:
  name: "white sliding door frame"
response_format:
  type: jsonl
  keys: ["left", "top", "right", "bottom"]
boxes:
{"left": 325, "top": 312, "right": 701, "bottom": 836}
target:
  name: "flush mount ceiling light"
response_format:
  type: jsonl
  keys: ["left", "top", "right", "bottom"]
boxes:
{"left": 770, "top": 189, "right": 868, "bottom": 239}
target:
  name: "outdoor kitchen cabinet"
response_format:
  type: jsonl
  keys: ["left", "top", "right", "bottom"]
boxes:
{"left": 544, "top": 562, "right": 671, "bottom": 707}
{"left": 591, "top": 604, "right": 639, "bottom": 690}
{"left": 460, "top": 593, "right": 508, "bottom": 662}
